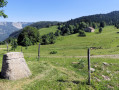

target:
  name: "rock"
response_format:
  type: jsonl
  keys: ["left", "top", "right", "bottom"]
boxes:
{"left": 106, "top": 70, "right": 111, "bottom": 73}
{"left": 94, "top": 77, "right": 101, "bottom": 82}
{"left": 1, "top": 52, "right": 31, "bottom": 80}
{"left": 90, "top": 68, "right": 95, "bottom": 72}
{"left": 94, "top": 65, "right": 98, "bottom": 68}
{"left": 102, "top": 75, "right": 111, "bottom": 81}
{"left": 103, "top": 62, "right": 109, "bottom": 66}
{"left": 72, "top": 62, "right": 79, "bottom": 64}
{"left": 107, "top": 85, "right": 114, "bottom": 89}
{"left": 110, "top": 63, "right": 113, "bottom": 65}
{"left": 115, "top": 71, "right": 119, "bottom": 74}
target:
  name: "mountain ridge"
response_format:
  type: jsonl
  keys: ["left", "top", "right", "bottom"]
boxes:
{"left": 67, "top": 11, "right": 119, "bottom": 25}
{"left": 0, "top": 22, "right": 32, "bottom": 41}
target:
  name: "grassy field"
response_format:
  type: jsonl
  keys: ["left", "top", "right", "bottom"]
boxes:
{"left": 38, "top": 26, "right": 119, "bottom": 57}
{"left": 38, "top": 26, "right": 58, "bottom": 36}
{"left": 0, "top": 26, "right": 119, "bottom": 89}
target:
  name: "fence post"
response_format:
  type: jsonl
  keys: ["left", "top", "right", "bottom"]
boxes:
{"left": 88, "top": 48, "right": 91, "bottom": 85}
{"left": 21, "top": 46, "right": 22, "bottom": 52}
{"left": 6, "top": 42, "right": 9, "bottom": 52}
{"left": 38, "top": 43, "right": 40, "bottom": 60}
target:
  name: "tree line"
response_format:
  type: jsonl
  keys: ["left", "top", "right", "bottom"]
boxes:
{"left": 0, "top": 26, "right": 57, "bottom": 50}
{"left": 56, "top": 21, "right": 105, "bottom": 37}
{"left": 0, "top": 20, "right": 106, "bottom": 51}
{"left": 66, "top": 11, "right": 119, "bottom": 25}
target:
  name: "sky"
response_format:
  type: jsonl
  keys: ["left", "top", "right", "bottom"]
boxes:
{"left": 0, "top": 0, "right": 119, "bottom": 22}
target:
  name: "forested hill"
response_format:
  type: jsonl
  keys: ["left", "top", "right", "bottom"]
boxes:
{"left": 67, "top": 11, "right": 119, "bottom": 25}
{"left": 8, "top": 11, "right": 119, "bottom": 40}
{"left": 9, "top": 21, "right": 60, "bottom": 38}
{"left": 29, "top": 21, "right": 60, "bottom": 29}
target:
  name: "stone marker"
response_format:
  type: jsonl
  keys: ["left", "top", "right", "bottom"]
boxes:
{"left": 1, "top": 52, "right": 31, "bottom": 80}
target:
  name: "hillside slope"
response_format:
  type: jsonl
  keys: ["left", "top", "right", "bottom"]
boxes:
{"left": 38, "top": 26, "right": 119, "bottom": 56}
{"left": 0, "top": 26, "right": 119, "bottom": 90}
{"left": 9, "top": 21, "right": 59, "bottom": 38}
{"left": 38, "top": 26, "right": 58, "bottom": 36}
{"left": 10, "top": 25, "right": 119, "bottom": 56}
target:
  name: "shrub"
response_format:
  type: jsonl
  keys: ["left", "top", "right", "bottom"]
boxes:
{"left": 17, "top": 26, "right": 40, "bottom": 46}
{"left": 72, "top": 59, "right": 85, "bottom": 69}
{"left": 41, "top": 32, "right": 56, "bottom": 45}
{"left": 11, "top": 39, "right": 18, "bottom": 51}
{"left": 79, "top": 30, "right": 86, "bottom": 37}
{"left": 99, "top": 27, "right": 102, "bottom": 33}
{"left": 50, "top": 51, "right": 57, "bottom": 54}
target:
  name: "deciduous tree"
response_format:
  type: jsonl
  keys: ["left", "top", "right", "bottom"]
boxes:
{"left": 0, "top": 0, "right": 8, "bottom": 18}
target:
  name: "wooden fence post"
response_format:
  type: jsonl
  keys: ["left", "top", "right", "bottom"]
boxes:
{"left": 38, "top": 43, "right": 40, "bottom": 60}
{"left": 21, "top": 46, "right": 22, "bottom": 52}
{"left": 6, "top": 42, "right": 9, "bottom": 52}
{"left": 88, "top": 48, "right": 91, "bottom": 85}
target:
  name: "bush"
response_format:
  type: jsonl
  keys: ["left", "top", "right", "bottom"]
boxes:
{"left": 11, "top": 39, "right": 18, "bottom": 51}
{"left": 72, "top": 59, "right": 85, "bottom": 69}
{"left": 79, "top": 30, "right": 86, "bottom": 37}
{"left": 17, "top": 26, "right": 40, "bottom": 46}
{"left": 50, "top": 51, "right": 57, "bottom": 54}
{"left": 99, "top": 27, "right": 102, "bottom": 33}
{"left": 41, "top": 32, "right": 56, "bottom": 45}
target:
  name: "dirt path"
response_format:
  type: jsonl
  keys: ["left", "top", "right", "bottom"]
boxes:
{"left": 0, "top": 48, "right": 6, "bottom": 50}
{"left": 42, "top": 54, "right": 119, "bottom": 59}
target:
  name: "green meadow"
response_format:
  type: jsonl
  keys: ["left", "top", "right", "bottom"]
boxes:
{"left": 38, "top": 26, "right": 58, "bottom": 36}
{"left": 0, "top": 26, "right": 119, "bottom": 90}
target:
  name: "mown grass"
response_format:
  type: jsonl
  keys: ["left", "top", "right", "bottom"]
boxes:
{"left": 38, "top": 26, "right": 58, "bottom": 36}
{"left": 0, "top": 26, "right": 119, "bottom": 89}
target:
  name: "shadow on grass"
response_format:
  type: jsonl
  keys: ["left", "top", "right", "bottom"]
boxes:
{"left": 0, "top": 72, "right": 4, "bottom": 79}
{"left": 57, "top": 79, "right": 86, "bottom": 85}
{"left": 95, "top": 32, "right": 100, "bottom": 34}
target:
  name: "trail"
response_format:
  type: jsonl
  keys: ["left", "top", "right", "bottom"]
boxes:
{"left": 0, "top": 48, "right": 6, "bottom": 50}
{"left": 42, "top": 54, "right": 119, "bottom": 59}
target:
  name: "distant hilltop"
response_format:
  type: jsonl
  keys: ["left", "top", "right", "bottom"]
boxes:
{"left": 0, "top": 22, "right": 33, "bottom": 41}
{"left": 0, "top": 22, "right": 33, "bottom": 29}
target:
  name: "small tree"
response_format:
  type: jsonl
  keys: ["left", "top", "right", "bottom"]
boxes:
{"left": 41, "top": 32, "right": 56, "bottom": 45}
{"left": 79, "top": 30, "right": 86, "bottom": 37}
{"left": 17, "top": 26, "right": 40, "bottom": 46}
{"left": 11, "top": 39, "right": 18, "bottom": 51}
{"left": 41, "top": 34, "right": 50, "bottom": 45}
{"left": 92, "top": 22, "right": 97, "bottom": 29}
{"left": 55, "top": 30, "right": 61, "bottom": 36}
{"left": 0, "top": 0, "right": 8, "bottom": 18}
{"left": 49, "top": 32, "right": 56, "bottom": 44}
{"left": 100, "top": 21, "right": 106, "bottom": 28}
{"left": 99, "top": 27, "right": 102, "bottom": 33}
{"left": 79, "top": 22, "right": 87, "bottom": 30}
{"left": 22, "top": 36, "right": 32, "bottom": 49}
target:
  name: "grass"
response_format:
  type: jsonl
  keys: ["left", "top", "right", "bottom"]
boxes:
{"left": 0, "top": 25, "right": 119, "bottom": 89}
{"left": 38, "top": 26, "right": 58, "bottom": 36}
{"left": 37, "top": 26, "right": 119, "bottom": 57}
{"left": 1, "top": 57, "right": 118, "bottom": 90}
{"left": 25, "top": 57, "right": 119, "bottom": 90}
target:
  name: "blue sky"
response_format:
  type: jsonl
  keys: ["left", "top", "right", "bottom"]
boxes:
{"left": 0, "top": 0, "right": 119, "bottom": 22}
